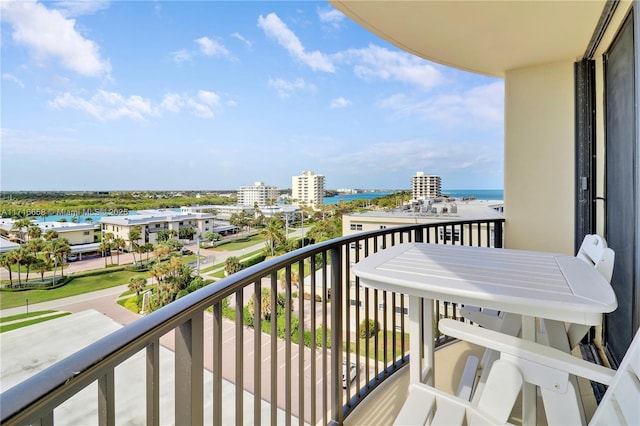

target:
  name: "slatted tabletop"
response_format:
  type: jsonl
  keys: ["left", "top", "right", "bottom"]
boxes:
{"left": 352, "top": 243, "right": 617, "bottom": 325}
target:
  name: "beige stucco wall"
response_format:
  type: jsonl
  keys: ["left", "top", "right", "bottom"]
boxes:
{"left": 504, "top": 61, "right": 575, "bottom": 254}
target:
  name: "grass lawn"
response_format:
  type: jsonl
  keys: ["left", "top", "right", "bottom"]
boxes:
{"left": 348, "top": 330, "right": 410, "bottom": 362}
{"left": 0, "top": 312, "right": 72, "bottom": 333}
{"left": 0, "top": 310, "right": 56, "bottom": 322}
{"left": 0, "top": 270, "right": 148, "bottom": 310}
{"left": 199, "top": 249, "right": 264, "bottom": 273}
{"left": 214, "top": 235, "right": 264, "bottom": 251}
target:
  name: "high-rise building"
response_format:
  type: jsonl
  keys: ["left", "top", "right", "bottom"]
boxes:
{"left": 237, "top": 181, "right": 279, "bottom": 207}
{"left": 412, "top": 172, "right": 442, "bottom": 199}
{"left": 292, "top": 171, "right": 325, "bottom": 208}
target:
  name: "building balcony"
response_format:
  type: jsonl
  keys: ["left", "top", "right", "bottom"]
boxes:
{"left": 0, "top": 218, "right": 608, "bottom": 425}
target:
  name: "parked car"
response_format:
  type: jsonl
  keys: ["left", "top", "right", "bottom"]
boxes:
{"left": 342, "top": 361, "right": 357, "bottom": 388}
{"left": 67, "top": 253, "right": 78, "bottom": 262}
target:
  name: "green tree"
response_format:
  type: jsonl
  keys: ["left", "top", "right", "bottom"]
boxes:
{"left": 43, "top": 229, "right": 58, "bottom": 241}
{"left": 103, "top": 232, "right": 114, "bottom": 264}
{"left": 49, "top": 238, "right": 70, "bottom": 278}
{"left": 23, "top": 251, "right": 37, "bottom": 282}
{"left": 128, "top": 225, "right": 142, "bottom": 265}
{"left": 99, "top": 240, "right": 110, "bottom": 268}
{"left": 27, "top": 224, "right": 42, "bottom": 241}
{"left": 12, "top": 218, "right": 31, "bottom": 243}
{"left": 261, "top": 217, "right": 286, "bottom": 257}
{"left": 156, "top": 229, "right": 175, "bottom": 243}
{"left": 154, "top": 244, "right": 171, "bottom": 262}
{"left": 12, "top": 247, "right": 26, "bottom": 285}
{"left": 224, "top": 256, "right": 242, "bottom": 276}
{"left": 165, "top": 238, "right": 183, "bottom": 252}
{"left": 142, "top": 242, "right": 154, "bottom": 262}
{"left": 248, "top": 288, "right": 274, "bottom": 321}
{"left": 34, "top": 258, "right": 50, "bottom": 281}
{"left": 0, "top": 253, "right": 14, "bottom": 286}
{"left": 25, "top": 239, "right": 45, "bottom": 257}
{"left": 178, "top": 227, "right": 195, "bottom": 240}
{"left": 128, "top": 276, "right": 147, "bottom": 296}
{"left": 307, "top": 216, "right": 342, "bottom": 243}
{"left": 113, "top": 237, "right": 125, "bottom": 265}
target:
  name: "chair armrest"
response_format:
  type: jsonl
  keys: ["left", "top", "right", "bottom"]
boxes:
{"left": 439, "top": 319, "right": 615, "bottom": 386}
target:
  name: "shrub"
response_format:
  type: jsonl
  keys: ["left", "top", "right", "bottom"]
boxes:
{"left": 359, "top": 319, "right": 380, "bottom": 338}
{"left": 303, "top": 292, "right": 322, "bottom": 302}
{"left": 240, "top": 255, "right": 266, "bottom": 269}
{"left": 243, "top": 305, "right": 254, "bottom": 327}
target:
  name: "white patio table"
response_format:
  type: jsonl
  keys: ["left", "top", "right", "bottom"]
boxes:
{"left": 351, "top": 242, "right": 617, "bottom": 426}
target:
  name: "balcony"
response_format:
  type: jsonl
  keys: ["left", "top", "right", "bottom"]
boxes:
{"left": 7, "top": 217, "right": 589, "bottom": 426}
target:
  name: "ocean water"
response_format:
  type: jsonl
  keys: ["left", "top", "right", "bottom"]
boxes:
{"left": 441, "top": 189, "right": 503, "bottom": 200}
{"left": 323, "top": 189, "right": 503, "bottom": 204}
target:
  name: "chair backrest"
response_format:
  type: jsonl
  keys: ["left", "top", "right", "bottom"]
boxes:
{"left": 589, "top": 328, "right": 640, "bottom": 425}
{"left": 576, "top": 234, "right": 615, "bottom": 283}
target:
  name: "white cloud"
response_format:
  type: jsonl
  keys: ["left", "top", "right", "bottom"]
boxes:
{"left": 337, "top": 44, "right": 441, "bottom": 90}
{"left": 258, "top": 13, "right": 335, "bottom": 73}
{"left": 377, "top": 82, "right": 504, "bottom": 126}
{"left": 0, "top": 0, "right": 111, "bottom": 77}
{"left": 195, "top": 37, "right": 229, "bottom": 57}
{"left": 317, "top": 7, "right": 344, "bottom": 29}
{"left": 49, "top": 90, "right": 153, "bottom": 121}
{"left": 160, "top": 93, "right": 184, "bottom": 113}
{"left": 2, "top": 73, "right": 25, "bottom": 88}
{"left": 231, "top": 32, "right": 253, "bottom": 49}
{"left": 330, "top": 97, "right": 351, "bottom": 109}
{"left": 171, "top": 49, "right": 193, "bottom": 64}
{"left": 173, "top": 37, "right": 232, "bottom": 64}
{"left": 48, "top": 89, "right": 225, "bottom": 121}
{"left": 52, "top": 1, "right": 110, "bottom": 18}
{"left": 268, "top": 77, "right": 316, "bottom": 99}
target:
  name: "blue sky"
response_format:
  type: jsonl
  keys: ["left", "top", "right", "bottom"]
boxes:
{"left": 1, "top": 1, "right": 504, "bottom": 191}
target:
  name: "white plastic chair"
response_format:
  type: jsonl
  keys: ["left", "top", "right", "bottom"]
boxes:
{"left": 461, "top": 234, "right": 615, "bottom": 348}
{"left": 394, "top": 319, "right": 640, "bottom": 426}
{"left": 459, "top": 235, "right": 615, "bottom": 411}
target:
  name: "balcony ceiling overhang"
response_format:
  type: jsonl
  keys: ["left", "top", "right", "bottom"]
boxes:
{"left": 329, "top": 1, "right": 607, "bottom": 78}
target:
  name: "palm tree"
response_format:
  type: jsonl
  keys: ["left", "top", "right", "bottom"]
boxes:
{"left": 49, "top": 239, "right": 70, "bottom": 277}
{"left": 154, "top": 244, "right": 170, "bottom": 262}
{"left": 113, "top": 237, "right": 125, "bottom": 265}
{"left": 12, "top": 248, "right": 27, "bottom": 285}
{"left": 128, "top": 277, "right": 147, "bottom": 296}
{"left": 224, "top": 256, "right": 242, "bottom": 276}
{"left": 43, "top": 229, "right": 59, "bottom": 241}
{"left": 12, "top": 218, "right": 31, "bottom": 243}
{"left": 99, "top": 241, "right": 110, "bottom": 268}
{"left": 0, "top": 253, "right": 14, "bottom": 286}
{"left": 261, "top": 217, "right": 286, "bottom": 257}
{"left": 25, "top": 238, "right": 45, "bottom": 257}
{"left": 128, "top": 225, "right": 142, "bottom": 265}
{"left": 103, "top": 232, "right": 114, "bottom": 264}
{"left": 23, "top": 252, "right": 37, "bottom": 282}
{"left": 35, "top": 258, "right": 50, "bottom": 281}
{"left": 27, "top": 224, "right": 42, "bottom": 241}
{"left": 143, "top": 242, "right": 154, "bottom": 262}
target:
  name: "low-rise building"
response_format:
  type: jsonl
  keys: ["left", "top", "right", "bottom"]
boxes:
{"left": 100, "top": 210, "right": 215, "bottom": 250}
{"left": 341, "top": 199, "right": 504, "bottom": 328}
{"left": 180, "top": 205, "right": 254, "bottom": 221}
{"left": 0, "top": 219, "right": 95, "bottom": 246}
{"left": 343, "top": 199, "right": 504, "bottom": 246}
